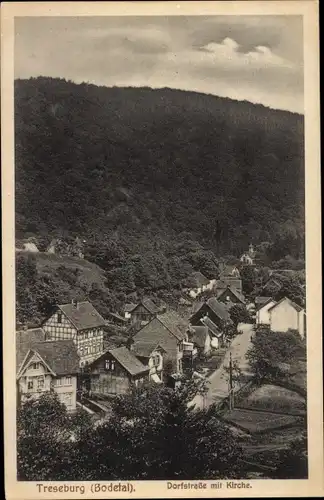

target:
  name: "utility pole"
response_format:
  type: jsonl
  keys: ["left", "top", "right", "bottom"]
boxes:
{"left": 228, "top": 352, "right": 234, "bottom": 411}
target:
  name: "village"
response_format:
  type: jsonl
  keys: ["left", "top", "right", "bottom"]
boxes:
{"left": 16, "top": 242, "right": 306, "bottom": 429}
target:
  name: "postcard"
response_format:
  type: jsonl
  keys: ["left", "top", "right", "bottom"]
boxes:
{"left": 2, "top": 1, "right": 322, "bottom": 499}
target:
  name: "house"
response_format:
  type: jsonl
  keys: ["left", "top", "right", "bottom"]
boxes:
{"left": 106, "top": 312, "right": 128, "bottom": 327}
{"left": 240, "top": 243, "right": 256, "bottom": 265}
{"left": 132, "top": 310, "right": 192, "bottom": 375}
{"left": 183, "top": 271, "right": 210, "bottom": 298}
{"left": 255, "top": 296, "right": 273, "bottom": 309}
{"left": 268, "top": 297, "right": 306, "bottom": 339}
{"left": 200, "top": 315, "right": 224, "bottom": 350}
{"left": 256, "top": 298, "right": 277, "bottom": 326}
{"left": 88, "top": 346, "right": 149, "bottom": 396}
{"left": 131, "top": 341, "right": 166, "bottom": 383}
{"left": 16, "top": 340, "right": 80, "bottom": 411}
{"left": 42, "top": 300, "right": 106, "bottom": 367}
{"left": 189, "top": 315, "right": 223, "bottom": 356}
{"left": 128, "top": 298, "right": 161, "bottom": 326}
{"left": 261, "top": 277, "right": 282, "bottom": 296}
{"left": 16, "top": 238, "right": 39, "bottom": 253}
{"left": 217, "top": 286, "right": 245, "bottom": 306}
{"left": 216, "top": 277, "right": 243, "bottom": 295}
{"left": 124, "top": 303, "right": 137, "bottom": 320}
{"left": 190, "top": 297, "right": 231, "bottom": 330}
{"left": 16, "top": 327, "right": 46, "bottom": 372}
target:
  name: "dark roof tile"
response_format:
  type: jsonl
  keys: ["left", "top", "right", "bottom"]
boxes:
{"left": 109, "top": 347, "right": 149, "bottom": 376}
{"left": 16, "top": 328, "right": 46, "bottom": 370}
{"left": 22, "top": 340, "right": 80, "bottom": 375}
{"left": 57, "top": 301, "right": 106, "bottom": 330}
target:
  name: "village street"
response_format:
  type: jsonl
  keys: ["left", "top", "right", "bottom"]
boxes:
{"left": 191, "top": 323, "right": 254, "bottom": 409}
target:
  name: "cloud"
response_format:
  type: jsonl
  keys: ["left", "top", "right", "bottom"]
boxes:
{"left": 200, "top": 37, "right": 295, "bottom": 69}
{"left": 14, "top": 16, "right": 304, "bottom": 113}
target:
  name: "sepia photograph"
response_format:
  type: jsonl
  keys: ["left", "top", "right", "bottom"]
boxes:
{"left": 2, "top": 1, "right": 322, "bottom": 499}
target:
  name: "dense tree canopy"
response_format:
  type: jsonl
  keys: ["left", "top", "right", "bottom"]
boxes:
{"left": 246, "top": 329, "right": 306, "bottom": 383}
{"left": 15, "top": 77, "right": 304, "bottom": 261}
{"left": 17, "top": 382, "right": 246, "bottom": 481}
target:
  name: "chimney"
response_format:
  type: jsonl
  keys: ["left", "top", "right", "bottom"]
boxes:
{"left": 72, "top": 299, "right": 79, "bottom": 309}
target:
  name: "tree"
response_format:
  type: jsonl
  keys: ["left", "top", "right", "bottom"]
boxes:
{"left": 229, "top": 304, "right": 251, "bottom": 327}
{"left": 273, "top": 432, "right": 308, "bottom": 479}
{"left": 90, "top": 380, "right": 245, "bottom": 480}
{"left": 17, "top": 382, "right": 246, "bottom": 481}
{"left": 17, "top": 392, "right": 93, "bottom": 481}
{"left": 274, "top": 274, "right": 305, "bottom": 307}
{"left": 246, "top": 329, "right": 305, "bottom": 382}
{"left": 240, "top": 265, "right": 257, "bottom": 295}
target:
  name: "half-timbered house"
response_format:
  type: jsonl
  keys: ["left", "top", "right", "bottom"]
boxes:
{"left": 42, "top": 300, "right": 106, "bottom": 367}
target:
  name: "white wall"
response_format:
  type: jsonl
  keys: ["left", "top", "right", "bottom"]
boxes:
{"left": 256, "top": 300, "right": 276, "bottom": 325}
{"left": 270, "top": 300, "right": 299, "bottom": 333}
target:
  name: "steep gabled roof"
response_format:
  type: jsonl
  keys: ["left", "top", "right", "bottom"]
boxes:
{"left": 205, "top": 297, "right": 231, "bottom": 322}
{"left": 255, "top": 297, "right": 276, "bottom": 311}
{"left": 16, "top": 327, "right": 46, "bottom": 371}
{"left": 216, "top": 278, "right": 242, "bottom": 292}
{"left": 200, "top": 316, "right": 223, "bottom": 337}
{"left": 217, "top": 286, "right": 245, "bottom": 304}
{"left": 255, "top": 296, "right": 272, "bottom": 307}
{"left": 19, "top": 340, "right": 80, "bottom": 376}
{"left": 55, "top": 301, "right": 106, "bottom": 330}
{"left": 134, "top": 298, "right": 160, "bottom": 314}
{"left": 262, "top": 277, "right": 282, "bottom": 290}
{"left": 133, "top": 316, "right": 184, "bottom": 354}
{"left": 157, "top": 310, "right": 188, "bottom": 341}
{"left": 109, "top": 347, "right": 149, "bottom": 376}
{"left": 268, "top": 297, "right": 304, "bottom": 313}
{"left": 131, "top": 341, "right": 166, "bottom": 358}
{"left": 190, "top": 271, "right": 210, "bottom": 287}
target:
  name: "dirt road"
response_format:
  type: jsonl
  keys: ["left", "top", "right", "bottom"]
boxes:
{"left": 191, "top": 323, "right": 254, "bottom": 409}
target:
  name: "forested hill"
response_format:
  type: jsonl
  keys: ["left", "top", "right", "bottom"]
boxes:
{"left": 15, "top": 77, "right": 304, "bottom": 261}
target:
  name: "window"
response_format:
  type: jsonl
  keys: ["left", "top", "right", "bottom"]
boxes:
{"left": 57, "top": 312, "right": 62, "bottom": 324}
{"left": 27, "top": 379, "right": 34, "bottom": 390}
{"left": 105, "top": 359, "right": 115, "bottom": 371}
{"left": 31, "top": 362, "right": 40, "bottom": 370}
{"left": 55, "top": 378, "right": 62, "bottom": 386}
{"left": 65, "top": 377, "right": 72, "bottom": 386}
{"left": 37, "top": 377, "right": 44, "bottom": 390}
{"left": 152, "top": 355, "right": 160, "bottom": 367}
{"left": 88, "top": 331, "right": 91, "bottom": 339}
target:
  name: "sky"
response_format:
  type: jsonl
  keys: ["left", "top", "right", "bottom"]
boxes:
{"left": 15, "top": 15, "right": 304, "bottom": 113}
